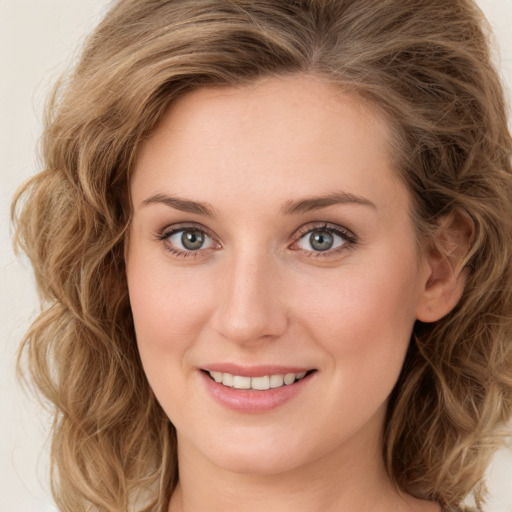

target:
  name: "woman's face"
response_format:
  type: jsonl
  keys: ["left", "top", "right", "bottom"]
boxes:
{"left": 126, "top": 76, "right": 432, "bottom": 475}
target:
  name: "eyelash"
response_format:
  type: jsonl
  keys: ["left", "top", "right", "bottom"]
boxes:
{"left": 158, "top": 223, "right": 219, "bottom": 259}
{"left": 291, "top": 222, "right": 356, "bottom": 259}
{"left": 157, "top": 222, "right": 356, "bottom": 259}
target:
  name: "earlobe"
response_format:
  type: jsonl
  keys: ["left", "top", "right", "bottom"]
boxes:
{"left": 415, "top": 209, "right": 474, "bottom": 323}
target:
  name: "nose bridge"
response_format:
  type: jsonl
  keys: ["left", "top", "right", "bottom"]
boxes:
{"left": 212, "top": 245, "right": 287, "bottom": 343}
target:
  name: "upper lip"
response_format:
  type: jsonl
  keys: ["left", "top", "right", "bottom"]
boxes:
{"left": 201, "top": 364, "right": 314, "bottom": 378}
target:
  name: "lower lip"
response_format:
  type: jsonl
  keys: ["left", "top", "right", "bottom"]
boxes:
{"left": 200, "top": 371, "right": 314, "bottom": 414}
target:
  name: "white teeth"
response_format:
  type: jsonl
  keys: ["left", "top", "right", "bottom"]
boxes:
{"left": 208, "top": 370, "right": 309, "bottom": 390}
{"left": 269, "top": 374, "right": 284, "bottom": 388}
{"left": 283, "top": 373, "right": 296, "bottom": 385}
{"left": 233, "top": 375, "right": 251, "bottom": 389}
{"left": 222, "top": 373, "right": 234, "bottom": 387}
{"left": 211, "top": 371, "right": 223, "bottom": 383}
{"left": 251, "top": 376, "right": 270, "bottom": 390}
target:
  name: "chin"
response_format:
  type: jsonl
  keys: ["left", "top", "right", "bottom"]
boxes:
{"left": 180, "top": 428, "right": 313, "bottom": 476}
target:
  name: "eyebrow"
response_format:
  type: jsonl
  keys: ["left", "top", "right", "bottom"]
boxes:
{"left": 141, "top": 193, "right": 216, "bottom": 217}
{"left": 281, "top": 191, "right": 376, "bottom": 215}
{"left": 140, "top": 190, "right": 376, "bottom": 217}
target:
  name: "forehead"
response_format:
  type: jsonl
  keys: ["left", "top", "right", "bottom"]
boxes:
{"left": 131, "top": 75, "right": 406, "bottom": 218}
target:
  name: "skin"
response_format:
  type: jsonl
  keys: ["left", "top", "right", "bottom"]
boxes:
{"left": 126, "top": 75, "right": 463, "bottom": 512}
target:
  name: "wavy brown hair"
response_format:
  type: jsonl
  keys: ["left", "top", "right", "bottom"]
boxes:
{"left": 12, "top": 1, "right": 512, "bottom": 511}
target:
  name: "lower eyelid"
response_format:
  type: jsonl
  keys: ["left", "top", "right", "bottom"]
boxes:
{"left": 295, "top": 239, "right": 356, "bottom": 263}
{"left": 164, "top": 245, "right": 205, "bottom": 258}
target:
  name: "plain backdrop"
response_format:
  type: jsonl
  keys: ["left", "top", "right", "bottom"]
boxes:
{"left": 1, "top": 1, "right": 512, "bottom": 511}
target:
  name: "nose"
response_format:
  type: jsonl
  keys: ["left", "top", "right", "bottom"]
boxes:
{"left": 211, "top": 249, "right": 288, "bottom": 344}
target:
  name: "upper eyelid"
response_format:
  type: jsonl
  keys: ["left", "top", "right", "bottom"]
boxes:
{"left": 159, "top": 222, "right": 215, "bottom": 239}
{"left": 292, "top": 222, "right": 356, "bottom": 241}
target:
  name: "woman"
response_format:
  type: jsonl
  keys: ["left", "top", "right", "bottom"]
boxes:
{"left": 12, "top": 1, "right": 512, "bottom": 511}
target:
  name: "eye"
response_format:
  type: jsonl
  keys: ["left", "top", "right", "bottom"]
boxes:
{"left": 159, "top": 225, "right": 218, "bottom": 256}
{"left": 294, "top": 224, "right": 355, "bottom": 254}
{"left": 168, "top": 229, "right": 212, "bottom": 251}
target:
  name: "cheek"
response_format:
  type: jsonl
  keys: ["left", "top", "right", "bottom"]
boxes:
{"left": 126, "top": 248, "right": 213, "bottom": 364}
{"left": 126, "top": 254, "right": 218, "bottom": 425}
{"left": 291, "top": 253, "right": 420, "bottom": 377}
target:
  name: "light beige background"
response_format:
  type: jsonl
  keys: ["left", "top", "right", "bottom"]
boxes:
{"left": 1, "top": 1, "right": 511, "bottom": 511}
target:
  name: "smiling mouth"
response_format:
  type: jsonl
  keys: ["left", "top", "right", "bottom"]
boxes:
{"left": 203, "top": 369, "right": 316, "bottom": 390}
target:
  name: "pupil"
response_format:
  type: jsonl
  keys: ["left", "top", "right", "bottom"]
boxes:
{"left": 181, "top": 230, "right": 204, "bottom": 250}
{"left": 310, "top": 231, "right": 333, "bottom": 251}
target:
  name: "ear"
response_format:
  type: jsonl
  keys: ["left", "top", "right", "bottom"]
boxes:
{"left": 416, "top": 209, "right": 474, "bottom": 323}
